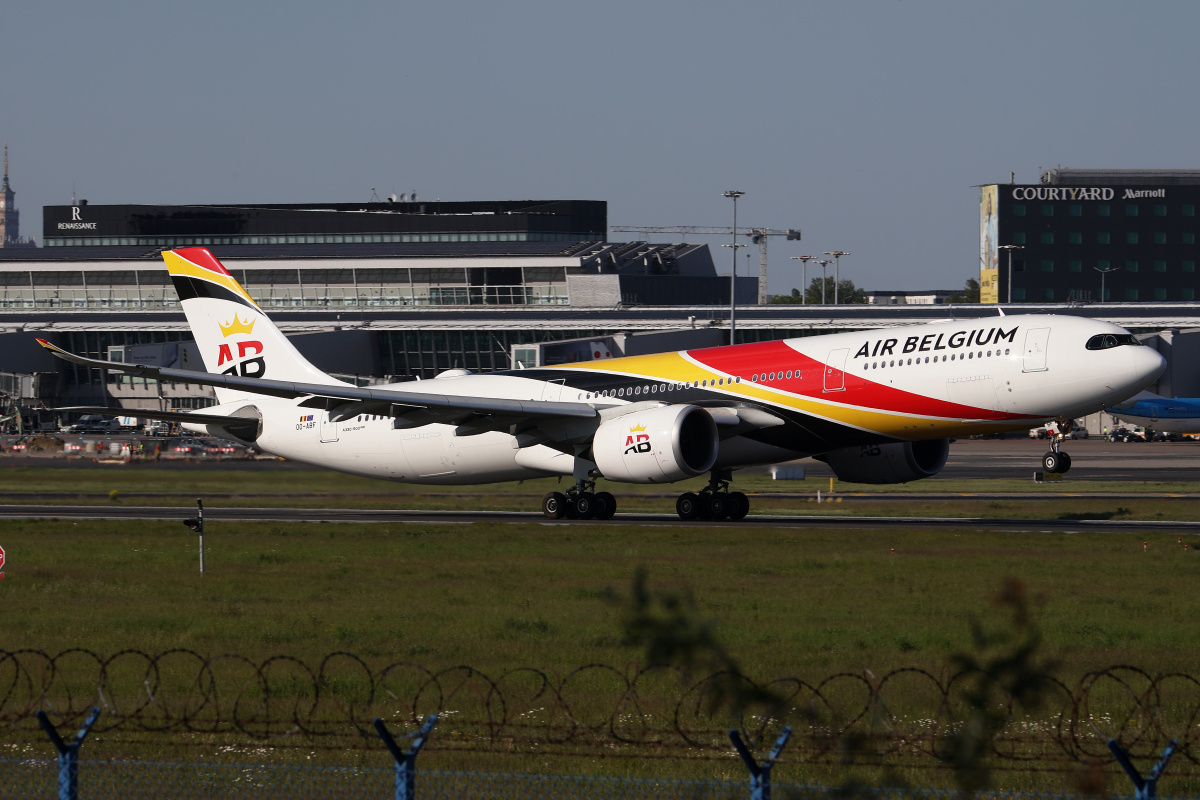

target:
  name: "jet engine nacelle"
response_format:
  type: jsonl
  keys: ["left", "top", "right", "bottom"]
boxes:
{"left": 592, "top": 404, "right": 719, "bottom": 483}
{"left": 818, "top": 438, "right": 950, "bottom": 484}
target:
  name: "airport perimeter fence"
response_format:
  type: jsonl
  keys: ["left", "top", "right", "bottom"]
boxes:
{"left": 3, "top": 649, "right": 1199, "bottom": 798}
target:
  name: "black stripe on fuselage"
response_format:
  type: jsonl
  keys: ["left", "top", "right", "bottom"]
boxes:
{"left": 171, "top": 275, "right": 258, "bottom": 311}
{"left": 520, "top": 368, "right": 898, "bottom": 453}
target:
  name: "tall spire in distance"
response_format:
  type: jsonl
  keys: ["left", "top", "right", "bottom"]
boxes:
{"left": 2, "top": 143, "right": 8, "bottom": 193}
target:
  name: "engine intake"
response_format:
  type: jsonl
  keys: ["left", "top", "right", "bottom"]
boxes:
{"left": 817, "top": 438, "right": 950, "bottom": 484}
{"left": 592, "top": 404, "right": 718, "bottom": 483}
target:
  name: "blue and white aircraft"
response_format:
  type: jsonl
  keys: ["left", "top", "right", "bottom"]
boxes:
{"left": 1107, "top": 391, "right": 1200, "bottom": 434}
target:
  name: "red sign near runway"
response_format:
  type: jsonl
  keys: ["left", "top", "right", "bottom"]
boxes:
{"left": 0, "top": 543, "right": 5, "bottom": 579}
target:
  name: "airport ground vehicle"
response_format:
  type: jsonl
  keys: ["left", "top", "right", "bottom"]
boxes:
{"left": 40, "top": 248, "right": 1166, "bottom": 520}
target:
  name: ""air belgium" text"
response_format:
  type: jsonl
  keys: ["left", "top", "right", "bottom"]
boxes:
{"left": 853, "top": 326, "right": 1018, "bottom": 359}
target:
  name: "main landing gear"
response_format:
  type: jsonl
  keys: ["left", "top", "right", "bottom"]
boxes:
{"left": 542, "top": 478, "right": 617, "bottom": 520}
{"left": 1041, "top": 421, "right": 1073, "bottom": 474}
{"left": 675, "top": 469, "right": 750, "bottom": 521}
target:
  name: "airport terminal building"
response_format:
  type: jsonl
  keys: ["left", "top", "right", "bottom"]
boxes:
{"left": 980, "top": 168, "right": 1200, "bottom": 304}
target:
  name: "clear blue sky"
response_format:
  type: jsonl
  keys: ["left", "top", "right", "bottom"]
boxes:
{"left": 4, "top": 1, "right": 1198, "bottom": 295}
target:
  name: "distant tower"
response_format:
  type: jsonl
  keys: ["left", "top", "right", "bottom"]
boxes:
{"left": 0, "top": 144, "right": 20, "bottom": 246}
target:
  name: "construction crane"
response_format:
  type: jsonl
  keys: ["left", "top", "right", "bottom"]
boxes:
{"left": 609, "top": 226, "right": 801, "bottom": 305}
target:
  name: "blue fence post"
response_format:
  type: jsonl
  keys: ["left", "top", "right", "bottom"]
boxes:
{"left": 729, "top": 725, "right": 792, "bottom": 800}
{"left": 35, "top": 706, "right": 101, "bottom": 800}
{"left": 1108, "top": 737, "right": 1178, "bottom": 800}
{"left": 374, "top": 713, "right": 438, "bottom": 800}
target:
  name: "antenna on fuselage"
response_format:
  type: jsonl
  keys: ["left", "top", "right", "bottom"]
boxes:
{"left": 997, "top": 307, "right": 1006, "bottom": 316}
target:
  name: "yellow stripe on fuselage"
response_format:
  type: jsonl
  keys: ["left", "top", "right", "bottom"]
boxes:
{"left": 555, "top": 351, "right": 1007, "bottom": 440}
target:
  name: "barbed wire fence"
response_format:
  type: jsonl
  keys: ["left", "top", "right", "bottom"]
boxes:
{"left": 2, "top": 649, "right": 1199, "bottom": 798}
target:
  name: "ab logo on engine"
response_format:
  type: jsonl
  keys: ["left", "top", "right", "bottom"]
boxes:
{"left": 624, "top": 423, "right": 651, "bottom": 455}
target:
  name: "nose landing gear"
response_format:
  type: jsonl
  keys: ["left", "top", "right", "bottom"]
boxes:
{"left": 1041, "top": 422, "right": 1073, "bottom": 474}
{"left": 676, "top": 469, "right": 750, "bottom": 521}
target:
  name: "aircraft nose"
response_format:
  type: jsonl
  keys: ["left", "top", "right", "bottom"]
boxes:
{"left": 1131, "top": 344, "right": 1167, "bottom": 387}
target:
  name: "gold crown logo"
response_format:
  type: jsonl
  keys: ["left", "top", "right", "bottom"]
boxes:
{"left": 219, "top": 316, "right": 256, "bottom": 338}
{"left": 629, "top": 423, "right": 647, "bottom": 433}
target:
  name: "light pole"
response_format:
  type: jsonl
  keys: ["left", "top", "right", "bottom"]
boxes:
{"left": 823, "top": 251, "right": 850, "bottom": 304}
{"left": 723, "top": 190, "right": 745, "bottom": 342}
{"left": 1094, "top": 263, "right": 1117, "bottom": 303}
{"left": 815, "top": 259, "right": 833, "bottom": 304}
{"left": 997, "top": 244, "right": 1023, "bottom": 304}
{"left": 790, "top": 256, "right": 818, "bottom": 305}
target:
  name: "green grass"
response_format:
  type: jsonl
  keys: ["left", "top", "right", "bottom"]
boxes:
{"left": 3, "top": 516, "right": 1200, "bottom": 789}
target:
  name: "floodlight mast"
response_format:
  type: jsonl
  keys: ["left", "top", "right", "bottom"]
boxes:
{"left": 815, "top": 259, "right": 833, "bottom": 304}
{"left": 823, "top": 251, "right": 850, "bottom": 304}
{"left": 997, "top": 244, "right": 1024, "bottom": 304}
{"left": 1094, "top": 261, "right": 1117, "bottom": 304}
{"left": 791, "top": 256, "right": 819, "bottom": 305}
{"left": 723, "top": 191, "right": 745, "bottom": 342}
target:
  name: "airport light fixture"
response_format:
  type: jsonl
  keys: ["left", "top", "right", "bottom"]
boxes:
{"left": 823, "top": 251, "right": 850, "bottom": 304}
{"left": 997, "top": 244, "right": 1024, "bottom": 304}
{"left": 1094, "top": 262, "right": 1118, "bottom": 304}
{"left": 723, "top": 190, "right": 745, "bottom": 341}
{"left": 790, "top": 256, "right": 819, "bottom": 305}
{"left": 815, "top": 259, "right": 833, "bottom": 304}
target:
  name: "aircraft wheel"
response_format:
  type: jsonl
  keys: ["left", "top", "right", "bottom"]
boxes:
{"left": 542, "top": 491, "right": 568, "bottom": 519}
{"left": 1042, "top": 451, "right": 1062, "bottom": 474}
{"left": 706, "top": 492, "right": 730, "bottom": 520}
{"left": 727, "top": 491, "right": 750, "bottom": 521}
{"left": 594, "top": 491, "right": 617, "bottom": 520}
{"left": 574, "top": 492, "right": 597, "bottom": 519}
{"left": 1058, "top": 452, "right": 1072, "bottom": 474}
{"left": 676, "top": 492, "right": 701, "bottom": 520}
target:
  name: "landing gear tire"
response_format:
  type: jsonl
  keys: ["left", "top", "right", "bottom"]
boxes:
{"left": 1042, "top": 451, "right": 1063, "bottom": 474}
{"left": 727, "top": 491, "right": 750, "bottom": 521}
{"left": 594, "top": 491, "right": 617, "bottom": 520}
{"left": 542, "top": 491, "right": 568, "bottom": 519}
{"left": 676, "top": 492, "right": 701, "bottom": 520}
{"left": 706, "top": 492, "right": 730, "bottom": 520}
{"left": 1057, "top": 452, "right": 1072, "bottom": 474}
{"left": 574, "top": 492, "right": 597, "bottom": 519}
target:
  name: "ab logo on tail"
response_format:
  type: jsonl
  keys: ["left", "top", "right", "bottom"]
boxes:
{"left": 217, "top": 317, "right": 266, "bottom": 378}
{"left": 624, "top": 423, "right": 651, "bottom": 455}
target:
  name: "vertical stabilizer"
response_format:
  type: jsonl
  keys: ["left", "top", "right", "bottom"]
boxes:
{"left": 163, "top": 248, "right": 344, "bottom": 403}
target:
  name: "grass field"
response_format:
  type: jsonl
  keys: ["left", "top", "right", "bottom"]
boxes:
{"left": 3, "top": 465, "right": 1200, "bottom": 790}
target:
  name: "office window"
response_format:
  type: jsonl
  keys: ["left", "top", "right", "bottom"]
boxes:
{"left": 1040, "top": 232, "right": 1054, "bottom": 244}
{"left": 1042, "top": 288, "right": 1055, "bottom": 300}
{"left": 1068, "top": 232, "right": 1082, "bottom": 244}
{"left": 1012, "top": 287, "right": 1026, "bottom": 300}
{"left": 1040, "top": 260, "right": 1054, "bottom": 272}
{"left": 1154, "top": 288, "right": 1167, "bottom": 300}
{"left": 1012, "top": 232, "right": 1026, "bottom": 244}
{"left": 1069, "top": 204, "right": 1082, "bottom": 216}
{"left": 1154, "top": 204, "right": 1167, "bottom": 216}
{"left": 1154, "top": 232, "right": 1167, "bottom": 244}
{"left": 1184, "top": 233, "right": 1195, "bottom": 244}
{"left": 1126, "top": 260, "right": 1139, "bottom": 272}
{"left": 1126, "top": 232, "right": 1139, "bottom": 244}
{"left": 1098, "top": 204, "right": 1111, "bottom": 216}
{"left": 1097, "top": 259, "right": 1111, "bottom": 271}
{"left": 1126, "top": 204, "right": 1139, "bottom": 216}
{"left": 1097, "top": 232, "right": 1111, "bottom": 244}
{"left": 1069, "top": 260, "right": 1082, "bottom": 272}
{"left": 1011, "top": 204, "right": 1026, "bottom": 216}
{"left": 1185, "top": 205, "right": 1196, "bottom": 217}
{"left": 1126, "top": 288, "right": 1139, "bottom": 300}
{"left": 1184, "top": 260, "right": 1196, "bottom": 273}
{"left": 1185, "top": 288, "right": 1195, "bottom": 300}
{"left": 1154, "top": 260, "right": 1167, "bottom": 272}
{"left": 1041, "top": 204, "right": 1054, "bottom": 216}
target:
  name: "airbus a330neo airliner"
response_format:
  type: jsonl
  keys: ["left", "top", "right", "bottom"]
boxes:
{"left": 41, "top": 248, "right": 1165, "bottom": 521}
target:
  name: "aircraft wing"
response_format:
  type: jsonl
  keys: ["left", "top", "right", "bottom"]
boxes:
{"left": 37, "top": 339, "right": 599, "bottom": 425}
{"left": 50, "top": 406, "right": 254, "bottom": 426}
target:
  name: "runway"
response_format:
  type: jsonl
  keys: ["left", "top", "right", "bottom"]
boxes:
{"left": 3, "top": 503, "right": 1199, "bottom": 535}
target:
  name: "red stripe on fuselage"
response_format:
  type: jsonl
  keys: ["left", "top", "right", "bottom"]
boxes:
{"left": 172, "top": 247, "right": 231, "bottom": 276}
{"left": 688, "top": 340, "right": 1024, "bottom": 420}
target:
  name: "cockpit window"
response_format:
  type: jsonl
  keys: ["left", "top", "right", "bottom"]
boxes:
{"left": 1085, "top": 333, "right": 1142, "bottom": 350}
